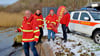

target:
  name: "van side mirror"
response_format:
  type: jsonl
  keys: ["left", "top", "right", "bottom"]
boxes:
{"left": 84, "top": 17, "right": 90, "bottom": 21}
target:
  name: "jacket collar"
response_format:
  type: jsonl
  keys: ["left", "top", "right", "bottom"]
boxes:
{"left": 49, "top": 14, "right": 55, "bottom": 16}
{"left": 35, "top": 13, "right": 41, "bottom": 16}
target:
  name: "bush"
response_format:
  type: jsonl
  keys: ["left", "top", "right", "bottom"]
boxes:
{"left": 0, "top": 6, "right": 5, "bottom": 11}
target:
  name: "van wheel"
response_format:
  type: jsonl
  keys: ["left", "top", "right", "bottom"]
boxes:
{"left": 93, "top": 31, "right": 100, "bottom": 44}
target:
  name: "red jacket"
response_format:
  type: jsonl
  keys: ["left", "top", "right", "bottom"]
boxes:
{"left": 17, "top": 14, "right": 40, "bottom": 42}
{"left": 46, "top": 14, "right": 58, "bottom": 32}
{"left": 60, "top": 13, "right": 70, "bottom": 27}
{"left": 33, "top": 13, "right": 44, "bottom": 28}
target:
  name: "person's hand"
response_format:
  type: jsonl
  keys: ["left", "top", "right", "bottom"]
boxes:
{"left": 35, "top": 41, "right": 38, "bottom": 45}
{"left": 36, "top": 41, "right": 38, "bottom": 43}
{"left": 15, "top": 30, "right": 18, "bottom": 32}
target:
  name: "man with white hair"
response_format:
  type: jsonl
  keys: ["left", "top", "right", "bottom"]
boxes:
{"left": 16, "top": 10, "right": 40, "bottom": 56}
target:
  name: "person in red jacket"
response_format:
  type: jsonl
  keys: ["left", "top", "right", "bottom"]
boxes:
{"left": 46, "top": 9, "right": 58, "bottom": 41}
{"left": 33, "top": 9, "right": 44, "bottom": 43}
{"left": 16, "top": 10, "right": 40, "bottom": 56}
{"left": 60, "top": 9, "right": 70, "bottom": 42}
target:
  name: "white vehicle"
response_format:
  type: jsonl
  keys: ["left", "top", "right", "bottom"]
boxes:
{"left": 69, "top": 10, "right": 100, "bottom": 44}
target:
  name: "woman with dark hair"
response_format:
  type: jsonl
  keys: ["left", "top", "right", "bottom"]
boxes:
{"left": 33, "top": 9, "right": 44, "bottom": 43}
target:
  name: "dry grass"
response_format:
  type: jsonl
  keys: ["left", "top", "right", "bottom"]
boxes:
{"left": 0, "top": 12, "right": 24, "bottom": 27}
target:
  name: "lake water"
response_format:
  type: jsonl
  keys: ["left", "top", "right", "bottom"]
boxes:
{"left": 0, "top": 0, "right": 18, "bottom": 6}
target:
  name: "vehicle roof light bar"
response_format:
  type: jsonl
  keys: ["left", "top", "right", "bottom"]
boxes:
{"left": 91, "top": 4, "right": 99, "bottom": 7}
{"left": 80, "top": 8, "right": 97, "bottom": 11}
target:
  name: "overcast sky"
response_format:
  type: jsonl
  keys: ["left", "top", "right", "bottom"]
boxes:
{"left": 0, "top": 0, "right": 18, "bottom": 5}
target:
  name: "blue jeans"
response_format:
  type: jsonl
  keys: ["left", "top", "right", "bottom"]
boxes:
{"left": 62, "top": 24, "right": 67, "bottom": 41}
{"left": 23, "top": 41, "right": 38, "bottom": 56}
{"left": 48, "top": 30, "right": 55, "bottom": 40}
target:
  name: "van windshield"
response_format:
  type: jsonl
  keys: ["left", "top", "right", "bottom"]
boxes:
{"left": 91, "top": 13, "right": 100, "bottom": 20}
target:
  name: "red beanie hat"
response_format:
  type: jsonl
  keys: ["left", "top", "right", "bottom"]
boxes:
{"left": 50, "top": 9, "right": 54, "bottom": 12}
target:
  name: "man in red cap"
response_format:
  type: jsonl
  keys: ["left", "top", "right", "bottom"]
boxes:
{"left": 46, "top": 9, "right": 58, "bottom": 41}
{"left": 60, "top": 9, "right": 70, "bottom": 42}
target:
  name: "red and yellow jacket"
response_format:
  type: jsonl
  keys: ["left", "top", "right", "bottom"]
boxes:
{"left": 33, "top": 13, "right": 44, "bottom": 28}
{"left": 46, "top": 14, "right": 58, "bottom": 30}
{"left": 17, "top": 14, "right": 40, "bottom": 42}
{"left": 60, "top": 13, "right": 70, "bottom": 27}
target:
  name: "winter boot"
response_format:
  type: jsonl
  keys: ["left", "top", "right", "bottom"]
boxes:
{"left": 17, "top": 43, "right": 22, "bottom": 47}
{"left": 52, "top": 38, "right": 55, "bottom": 41}
{"left": 48, "top": 39, "right": 50, "bottom": 42}
{"left": 64, "top": 40, "right": 67, "bottom": 43}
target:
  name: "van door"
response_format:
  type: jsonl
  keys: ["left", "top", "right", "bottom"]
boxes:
{"left": 69, "top": 12, "right": 80, "bottom": 31}
{"left": 78, "top": 12, "right": 92, "bottom": 34}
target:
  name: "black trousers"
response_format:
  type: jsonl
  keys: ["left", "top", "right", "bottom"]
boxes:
{"left": 38, "top": 27, "right": 43, "bottom": 42}
{"left": 62, "top": 24, "right": 68, "bottom": 41}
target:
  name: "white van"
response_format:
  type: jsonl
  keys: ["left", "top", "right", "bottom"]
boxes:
{"left": 69, "top": 10, "right": 100, "bottom": 44}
